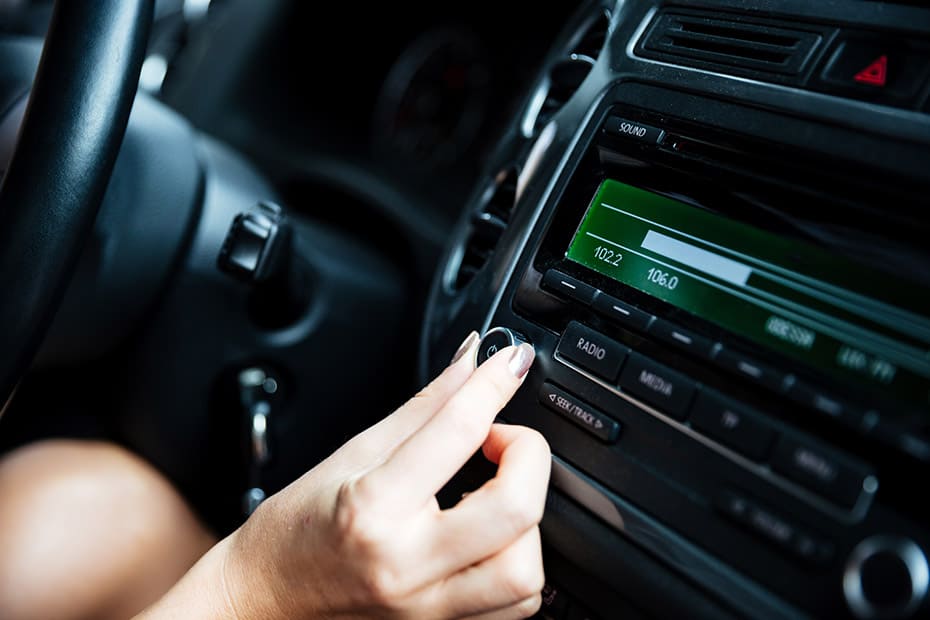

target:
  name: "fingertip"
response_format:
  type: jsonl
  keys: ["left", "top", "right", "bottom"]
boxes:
{"left": 481, "top": 423, "right": 551, "bottom": 466}
{"left": 507, "top": 343, "right": 535, "bottom": 380}
{"left": 450, "top": 331, "right": 480, "bottom": 366}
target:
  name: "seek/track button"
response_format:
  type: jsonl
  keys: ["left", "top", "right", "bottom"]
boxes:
{"left": 556, "top": 321, "right": 630, "bottom": 382}
{"left": 540, "top": 383, "right": 620, "bottom": 443}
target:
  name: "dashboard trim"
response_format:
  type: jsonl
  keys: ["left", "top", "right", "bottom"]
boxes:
{"left": 479, "top": 91, "right": 606, "bottom": 335}
{"left": 624, "top": 7, "right": 930, "bottom": 143}
{"left": 550, "top": 453, "right": 809, "bottom": 620}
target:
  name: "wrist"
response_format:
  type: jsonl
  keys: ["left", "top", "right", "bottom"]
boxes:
{"left": 132, "top": 537, "right": 241, "bottom": 619}
{"left": 220, "top": 506, "right": 303, "bottom": 620}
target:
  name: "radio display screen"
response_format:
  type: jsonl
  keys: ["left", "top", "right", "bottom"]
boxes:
{"left": 566, "top": 179, "right": 930, "bottom": 409}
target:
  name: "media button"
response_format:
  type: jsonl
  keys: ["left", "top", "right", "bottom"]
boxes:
{"left": 619, "top": 353, "right": 696, "bottom": 420}
{"left": 690, "top": 390, "right": 776, "bottom": 461}
{"left": 592, "top": 293, "right": 653, "bottom": 331}
{"left": 556, "top": 321, "right": 630, "bottom": 382}
{"left": 649, "top": 319, "right": 716, "bottom": 359}
{"left": 542, "top": 269, "right": 598, "bottom": 306}
{"left": 771, "top": 437, "right": 873, "bottom": 510}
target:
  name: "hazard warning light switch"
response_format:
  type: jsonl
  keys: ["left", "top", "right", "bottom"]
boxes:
{"left": 815, "top": 36, "right": 930, "bottom": 106}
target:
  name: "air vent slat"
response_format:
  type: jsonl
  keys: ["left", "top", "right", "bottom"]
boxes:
{"left": 638, "top": 10, "right": 827, "bottom": 79}
{"left": 674, "top": 20, "right": 802, "bottom": 48}
{"left": 665, "top": 32, "right": 801, "bottom": 57}
{"left": 662, "top": 36, "right": 792, "bottom": 67}
{"left": 449, "top": 165, "right": 520, "bottom": 291}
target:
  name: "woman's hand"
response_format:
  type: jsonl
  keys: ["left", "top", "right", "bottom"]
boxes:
{"left": 138, "top": 332, "right": 551, "bottom": 619}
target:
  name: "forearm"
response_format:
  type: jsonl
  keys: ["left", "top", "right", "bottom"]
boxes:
{"left": 133, "top": 537, "right": 241, "bottom": 620}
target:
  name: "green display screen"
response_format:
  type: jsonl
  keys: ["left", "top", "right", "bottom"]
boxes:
{"left": 566, "top": 179, "right": 930, "bottom": 409}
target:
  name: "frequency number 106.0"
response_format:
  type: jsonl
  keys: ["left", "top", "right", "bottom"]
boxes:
{"left": 646, "top": 267, "right": 679, "bottom": 290}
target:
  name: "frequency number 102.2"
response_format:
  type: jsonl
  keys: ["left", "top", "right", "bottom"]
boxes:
{"left": 593, "top": 246, "right": 623, "bottom": 266}
{"left": 646, "top": 267, "right": 679, "bottom": 290}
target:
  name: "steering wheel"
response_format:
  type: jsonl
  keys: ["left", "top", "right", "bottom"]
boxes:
{"left": 0, "top": 1, "right": 152, "bottom": 406}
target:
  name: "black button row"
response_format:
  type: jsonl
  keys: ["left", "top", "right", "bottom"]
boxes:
{"left": 541, "top": 269, "right": 653, "bottom": 332}
{"left": 717, "top": 491, "right": 834, "bottom": 566}
{"left": 536, "top": 581, "right": 603, "bottom": 620}
{"left": 554, "top": 320, "right": 875, "bottom": 512}
{"left": 542, "top": 269, "right": 872, "bottom": 433}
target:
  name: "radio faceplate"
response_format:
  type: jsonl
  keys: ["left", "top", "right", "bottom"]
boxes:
{"left": 522, "top": 106, "right": 930, "bottom": 455}
{"left": 482, "top": 96, "right": 930, "bottom": 619}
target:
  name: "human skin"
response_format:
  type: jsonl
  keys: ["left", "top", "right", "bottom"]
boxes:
{"left": 0, "top": 440, "right": 216, "bottom": 620}
{"left": 137, "top": 333, "right": 552, "bottom": 620}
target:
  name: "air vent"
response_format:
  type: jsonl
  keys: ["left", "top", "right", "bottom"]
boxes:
{"left": 449, "top": 166, "right": 519, "bottom": 291}
{"left": 522, "top": 11, "right": 610, "bottom": 137}
{"left": 638, "top": 10, "right": 827, "bottom": 78}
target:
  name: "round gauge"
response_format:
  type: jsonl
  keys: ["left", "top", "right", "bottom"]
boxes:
{"left": 374, "top": 28, "right": 490, "bottom": 168}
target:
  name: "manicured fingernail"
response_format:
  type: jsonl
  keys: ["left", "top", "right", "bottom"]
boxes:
{"left": 508, "top": 343, "right": 535, "bottom": 379}
{"left": 450, "top": 331, "right": 480, "bottom": 365}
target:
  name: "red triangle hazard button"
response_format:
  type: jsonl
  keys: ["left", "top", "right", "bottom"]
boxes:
{"left": 854, "top": 55, "right": 888, "bottom": 87}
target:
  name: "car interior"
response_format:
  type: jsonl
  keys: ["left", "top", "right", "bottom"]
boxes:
{"left": 1, "top": 1, "right": 929, "bottom": 618}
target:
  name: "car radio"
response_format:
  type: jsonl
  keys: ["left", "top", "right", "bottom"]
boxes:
{"left": 476, "top": 101, "right": 930, "bottom": 619}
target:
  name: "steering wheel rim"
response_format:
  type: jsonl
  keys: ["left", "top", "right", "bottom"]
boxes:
{"left": 0, "top": 0, "right": 153, "bottom": 406}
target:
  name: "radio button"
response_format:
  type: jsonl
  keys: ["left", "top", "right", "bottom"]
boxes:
{"left": 592, "top": 293, "right": 653, "bottom": 331}
{"left": 540, "top": 382, "right": 620, "bottom": 443}
{"left": 619, "top": 353, "right": 696, "bottom": 420}
{"left": 649, "top": 319, "right": 716, "bottom": 359}
{"left": 690, "top": 391, "right": 776, "bottom": 461}
{"left": 556, "top": 321, "right": 630, "bottom": 382}
{"left": 771, "top": 437, "right": 873, "bottom": 510}
{"left": 542, "top": 269, "right": 598, "bottom": 306}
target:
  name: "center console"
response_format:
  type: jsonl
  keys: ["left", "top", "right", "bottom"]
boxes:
{"left": 482, "top": 97, "right": 930, "bottom": 618}
{"left": 423, "top": 2, "right": 930, "bottom": 618}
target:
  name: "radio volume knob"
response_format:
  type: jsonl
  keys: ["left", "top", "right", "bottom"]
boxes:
{"left": 844, "top": 536, "right": 929, "bottom": 619}
{"left": 476, "top": 327, "right": 530, "bottom": 367}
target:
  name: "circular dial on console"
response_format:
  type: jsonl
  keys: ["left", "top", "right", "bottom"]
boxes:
{"left": 844, "top": 536, "right": 929, "bottom": 619}
{"left": 476, "top": 327, "right": 529, "bottom": 367}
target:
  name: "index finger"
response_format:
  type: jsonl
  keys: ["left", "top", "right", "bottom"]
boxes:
{"left": 364, "top": 342, "right": 535, "bottom": 507}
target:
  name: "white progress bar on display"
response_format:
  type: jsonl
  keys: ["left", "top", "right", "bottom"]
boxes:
{"left": 641, "top": 230, "right": 753, "bottom": 286}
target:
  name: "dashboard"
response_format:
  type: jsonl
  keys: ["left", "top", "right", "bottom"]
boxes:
{"left": 4, "top": 1, "right": 928, "bottom": 618}
{"left": 421, "top": 1, "right": 930, "bottom": 619}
